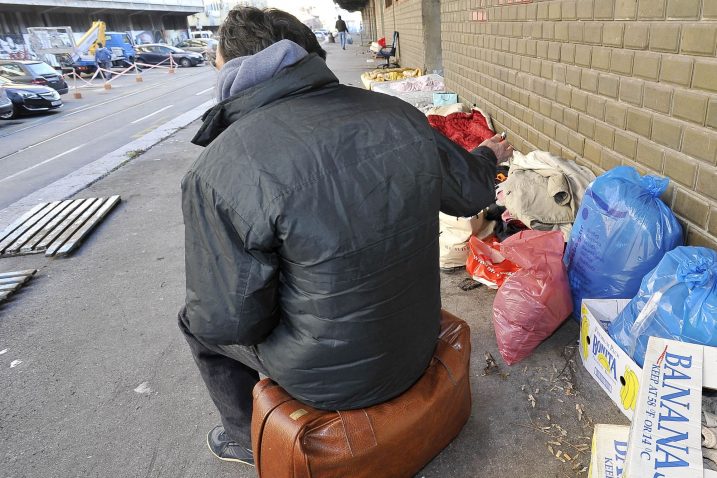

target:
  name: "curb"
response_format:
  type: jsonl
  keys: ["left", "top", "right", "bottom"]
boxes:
{"left": 0, "top": 99, "right": 214, "bottom": 230}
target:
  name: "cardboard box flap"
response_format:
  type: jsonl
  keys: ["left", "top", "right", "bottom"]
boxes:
{"left": 582, "top": 299, "right": 631, "bottom": 328}
{"left": 590, "top": 424, "right": 630, "bottom": 478}
{"left": 624, "top": 337, "right": 705, "bottom": 478}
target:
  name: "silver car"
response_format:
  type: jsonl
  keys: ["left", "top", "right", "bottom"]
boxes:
{"left": 176, "top": 38, "right": 218, "bottom": 60}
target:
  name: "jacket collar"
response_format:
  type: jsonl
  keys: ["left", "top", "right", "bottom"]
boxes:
{"left": 192, "top": 54, "right": 339, "bottom": 147}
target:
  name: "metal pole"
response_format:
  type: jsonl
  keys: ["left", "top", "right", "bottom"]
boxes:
{"left": 72, "top": 70, "right": 82, "bottom": 98}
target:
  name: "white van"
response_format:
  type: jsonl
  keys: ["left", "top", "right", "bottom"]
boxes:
{"left": 190, "top": 31, "right": 213, "bottom": 40}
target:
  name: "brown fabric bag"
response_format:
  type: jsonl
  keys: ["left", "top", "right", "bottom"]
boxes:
{"left": 251, "top": 310, "right": 472, "bottom": 478}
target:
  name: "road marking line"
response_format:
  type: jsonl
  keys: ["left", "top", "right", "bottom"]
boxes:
{"left": 130, "top": 105, "right": 174, "bottom": 124}
{"left": 0, "top": 67, "right": 209, "bottom": 141}
{"left": 195, "top": 86, "right": 213, "bottom": 96}
{"left": 65, "top": 84, "right": 162, "bottom": 116}
{"left": 0, "top": 99, "right": 213, "bottom": 228}
{"left": 0, "top": 72, "right": 213, "bottom": 163}
{"left": 0, "top": 145, "right": 84, "bottom": 183}
{"left": 0, "top": 84, "right": 164, "bottom": 140}
{"left": 0, "top": 122, "right": 92, "bottom": 163}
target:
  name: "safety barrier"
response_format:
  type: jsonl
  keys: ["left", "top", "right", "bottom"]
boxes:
{"left": 63, "top": 53, "right": 180, "bottom": 98}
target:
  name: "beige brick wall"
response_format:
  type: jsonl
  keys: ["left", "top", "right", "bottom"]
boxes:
{"left": 439, "top": 0, "right": 717, "bottom": 249}
{"left": 376, "top": 0, "right": 428, "bottom": 70}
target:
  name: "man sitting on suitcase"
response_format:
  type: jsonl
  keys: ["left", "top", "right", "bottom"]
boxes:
{"left": 179, "top": 6, "right": 513, "bottom": 466}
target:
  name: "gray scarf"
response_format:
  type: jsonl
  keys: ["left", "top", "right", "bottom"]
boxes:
{"left": 216, "top": 39, "right": 308, "bottom": 102}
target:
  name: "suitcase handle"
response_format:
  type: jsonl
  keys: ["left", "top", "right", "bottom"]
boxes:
{"left": 337, "top": 409, "right": 378, "bottom": 456}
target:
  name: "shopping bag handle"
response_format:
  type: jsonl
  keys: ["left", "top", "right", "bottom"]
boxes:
{"left": 626, "top": 279, "right": 678, "bottom": 356}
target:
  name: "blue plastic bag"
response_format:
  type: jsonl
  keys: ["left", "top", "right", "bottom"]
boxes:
{"left": 608, "top": 246, "right": 717, "bottom": 367}
{"left": 563, "top": 166, "right": 683, "bottom": 318}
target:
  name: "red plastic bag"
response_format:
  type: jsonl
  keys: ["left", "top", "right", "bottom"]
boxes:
{"left": 493, "top": 230, "right": 573, "bottom": 365}
{"left": 466, "top": 235, "right": 520, "bottom": 289}
{"left": 377, "top": 37, "right": 387, "bottom": 47}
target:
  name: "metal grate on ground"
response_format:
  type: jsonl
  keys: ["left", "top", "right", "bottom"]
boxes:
{"left": 0, "top": 196, "right": 121, "bottom": 258}
{"left": 0, "top": 269, "right": 37, "bottom": 304}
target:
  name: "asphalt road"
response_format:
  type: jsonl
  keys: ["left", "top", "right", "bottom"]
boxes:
{"left": 0, "top": 65, "right": 216, "bottom": 210}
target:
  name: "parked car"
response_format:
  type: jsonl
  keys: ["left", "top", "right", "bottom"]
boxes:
{"left": 0, "top": 87, "right": 13, "bottom": 118}
{"left": 135, "top": 44, "right": 204, "bottom": 67}
{"left": 176, "top": 38, "right": 218, "bottom": 60}
{"left": 0, "top": 75, "right": 62, "bottom": 119}
{"left": 0, "top": 60, "right": 69, "bottom": 94}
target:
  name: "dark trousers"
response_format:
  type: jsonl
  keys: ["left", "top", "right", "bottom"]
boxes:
{"left": 178, "top": 311, "right": 268, "bottom": 448}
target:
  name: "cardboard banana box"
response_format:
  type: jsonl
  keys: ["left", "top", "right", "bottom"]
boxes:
{"left": 579, "top": 300, "right": 717, "bottom": 422}
{"left": 623, "top": 337, "right": 717, "bottom": 478}
{"left": 588, "top": 424, "right": 630, "bottom": 478}
{"left": 580, "top": 300, "right": 642, "bottom": 420}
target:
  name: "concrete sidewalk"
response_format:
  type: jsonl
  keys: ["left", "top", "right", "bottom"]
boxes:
{"left": 0, "top": 42, "right": 627, "bottom": 478}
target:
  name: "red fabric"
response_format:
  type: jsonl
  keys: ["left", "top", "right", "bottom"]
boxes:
{"left": 428, "top": 111, "right": 495, "bottom": 151}
{"left": 377, "top": 37, "right": 386, "bottom": 47}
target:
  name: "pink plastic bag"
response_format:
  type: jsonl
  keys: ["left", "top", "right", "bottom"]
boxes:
{"left": 493, "top": 230, "right": 573, "bottom": 365}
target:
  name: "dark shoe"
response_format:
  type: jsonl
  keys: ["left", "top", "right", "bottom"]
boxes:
{"left": 206, "top": 425, "right": 254, "bottom": 466}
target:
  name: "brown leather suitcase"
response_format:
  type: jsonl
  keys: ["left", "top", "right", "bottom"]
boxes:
{"left": 251, "top": 310, "right": 472, "bottom": 478}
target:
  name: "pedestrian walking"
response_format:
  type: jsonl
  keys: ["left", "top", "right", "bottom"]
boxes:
{"left": 94, "top": 42, "right": 113, "bottom": 80}
{"left": 335, "top": 15, "right": 348, "bottom": 50}
{"left": 179, "top": 6, "right": 512, "bottom": 467}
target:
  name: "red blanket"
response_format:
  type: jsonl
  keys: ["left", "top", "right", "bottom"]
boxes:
{"left": 428, "top": 111, "right": 495, "bottom": 151}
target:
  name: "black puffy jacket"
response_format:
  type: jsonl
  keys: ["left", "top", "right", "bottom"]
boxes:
{"left": 182, "top": 54, "right": 497, "bottom": 409}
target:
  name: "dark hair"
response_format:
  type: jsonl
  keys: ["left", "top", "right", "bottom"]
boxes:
{"left": 97, "top": 42, "right": 103, "bottom": 48}
{"left": 218, "top": 7, "right": 326, "bottom": 62}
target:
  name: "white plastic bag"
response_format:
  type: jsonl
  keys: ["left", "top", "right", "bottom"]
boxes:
{"left": 439, "top": 212, "right": 493, "bottom": 269}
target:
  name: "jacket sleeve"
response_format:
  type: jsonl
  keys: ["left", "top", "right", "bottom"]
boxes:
{"left": 181, "top": 171, "right": 280, "bottom": 346}
{"left": 434, "top": 130, "right": 498, "bottom": 217}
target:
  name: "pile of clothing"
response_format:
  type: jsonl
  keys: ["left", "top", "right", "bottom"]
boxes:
{"left": 371, "top": 74, "right": 446, "bottom": 109}
{"left": 428, "top": 110, "right": 496, "bottom": 152}
{"left": 424, "top": 102, "right": 595, "bottom": 365}
{"left": 389, "top": 75, "right": 444, "bottom": 92}
{"left": 433, "top": 103, "right": 522, "bottom": 273}
{"left": 497, "top": 151, "right": 596, "bottom": 241}
{"left": 360, "top": 67, "right": 423, "bottom": 90}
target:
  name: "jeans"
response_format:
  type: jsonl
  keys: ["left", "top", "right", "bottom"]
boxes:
{"left": 339, "top": 32, "right": 347, "bottom": 49}
{"left": 99, "top": 61, "right": 112, "bottom": 80}
{"left": 178, "top": 310, "right": 268, "bottom": 448}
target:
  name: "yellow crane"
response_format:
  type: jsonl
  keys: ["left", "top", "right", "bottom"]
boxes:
{"left": 74, "top": 20, "right": 106, "bottom": 60}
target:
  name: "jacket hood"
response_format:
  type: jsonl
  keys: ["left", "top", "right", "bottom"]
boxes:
{"left": 191, "top": 54, "right": 338, "bottom": 147}
{"left": 216, "top": 39, "right": 308, "bottom": 102}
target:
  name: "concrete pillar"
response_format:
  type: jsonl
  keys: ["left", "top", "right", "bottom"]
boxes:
{"left": 361, "top": 3, "right": 377, "bottom": 42}
{"left": 422, "top": 0, "right": 442, "bottom": 73}
{"left": 375, "top": 0, "right": 385, "bottom": 40}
